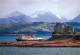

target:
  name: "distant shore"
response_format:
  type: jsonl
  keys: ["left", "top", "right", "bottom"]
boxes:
{"left": 0, "top": 40, "right": 80, "bottom": 47}
{"left": 0, "top": 34, "right": 51, "bottom": 36}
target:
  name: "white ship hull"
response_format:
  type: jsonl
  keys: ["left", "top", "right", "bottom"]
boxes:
{"left": 16, "top": 39, "right": 44, "bottom": 41}
{"left": 16, "top": 36, "right": 44, "bottom": 41}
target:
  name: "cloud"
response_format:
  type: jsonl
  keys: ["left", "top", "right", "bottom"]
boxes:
{"left": 0, "top": 0, "right": 80, "bottom": 19}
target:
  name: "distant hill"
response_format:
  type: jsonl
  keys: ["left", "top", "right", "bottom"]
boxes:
{"left": 32, "top": 11, "right": 68, "bottom": 23}
{"left": 0, "top": 11, "right": 33, "bottom": 24}
{"left": 70, "top": 15, "right": 80, "bottom": 23}
{"left": 0, "top": 22, "right": 80, "bottom": 34}
{"left": 0, "top": 22, "right": 54, "bottom": 34}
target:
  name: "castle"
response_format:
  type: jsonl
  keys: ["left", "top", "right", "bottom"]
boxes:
{"left": 53, "top": 22, "right": 74, "bottom": 34}
{"left": 47, "top": 22, "right": 80, "bottom": 41}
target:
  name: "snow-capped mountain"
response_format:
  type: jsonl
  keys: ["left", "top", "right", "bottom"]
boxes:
{"left": 70, "top": 14, "right": 80, "bottom": 23}
{"left": 31, "top": 11, "right": 68, "bottom": 23}
{"left": 6, "top": 11, "right": 25, "bottom": 17}
{"left": 56, "top": 15, "right": 68, "bottom": 22}
{"left": 0, "top": 11, "right": 69, "bottom": 24}
{"left": 0, "top": 11, "right": 33, "bottom": 24}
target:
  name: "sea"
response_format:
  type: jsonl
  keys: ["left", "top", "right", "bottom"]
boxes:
{"left": 0, "top": 35, "right": 80, "bottom": 55}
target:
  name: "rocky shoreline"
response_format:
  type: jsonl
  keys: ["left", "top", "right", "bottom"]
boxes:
{"left": 0, "top": 40, "right": 80, "bottom": 47}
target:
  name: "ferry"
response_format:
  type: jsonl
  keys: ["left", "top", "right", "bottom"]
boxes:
{"left": 16, "top": 35, "right": 44, "bottom": 41}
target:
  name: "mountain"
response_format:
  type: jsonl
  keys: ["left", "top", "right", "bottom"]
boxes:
{"left": 70, "top": 14, "right": 80, "bottom": 23}
{"left": 0, "top": 11, "right": 33, "bottom": 24}
{"left": 0, "top": 11, "right": 69, "bottom": 24}
{"left": 0, "top": 22, "right": 80, "bottom": 34}
{"left": 31, "top": 11, "right": 68, "bottom": 23}
{"left": 55, "top": 15, "right": 68, "bottom": 22}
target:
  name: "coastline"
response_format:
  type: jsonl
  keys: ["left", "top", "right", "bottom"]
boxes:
{"left": 0, "top": 40, "right": 80, "bottom": 47}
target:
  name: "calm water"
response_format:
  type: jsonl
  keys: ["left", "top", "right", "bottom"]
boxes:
{"left": 0, "top": 47, "right": 80, "bottom": 55}
{"left": 0, "top": 35, "right": 51, "bottom": 42}
{"left": 0, "top": 35, "right": 80, "bottom": 55}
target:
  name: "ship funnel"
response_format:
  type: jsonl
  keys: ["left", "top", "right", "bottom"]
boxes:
{"left": 31, "top": 35, "right": 35, "bottom": 37}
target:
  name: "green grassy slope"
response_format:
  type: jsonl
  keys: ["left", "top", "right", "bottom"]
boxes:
{"left": 0, "top": 22, "right": 54, "bottom": 34}
{"left": 0, "top": 22, "right": 80, "bottom": 34}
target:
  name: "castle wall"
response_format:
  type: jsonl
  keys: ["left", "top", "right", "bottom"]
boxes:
{"left": 54, "top": 23, "right": 64, "bottom": 34}
{"left": 64, "top": 26, "right": 74, "bottom": 34}
{"left": 54, "top": 23, "right": 74, "bottom": 34}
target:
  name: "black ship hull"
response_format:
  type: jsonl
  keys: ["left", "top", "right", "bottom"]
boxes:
{"left": 16, "top": 39, "right": 44, "bottom": 41}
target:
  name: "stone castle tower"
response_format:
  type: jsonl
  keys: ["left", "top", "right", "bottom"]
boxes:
{"left": 53, "top": 22, "right": 74, "bottom": 34}
{"left": 54, "top": 22, "right": 64, "bottom": 34}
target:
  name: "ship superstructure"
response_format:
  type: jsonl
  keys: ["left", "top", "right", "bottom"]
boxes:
{"left": 16, "top": 35, "right": 44, "bottom": 41}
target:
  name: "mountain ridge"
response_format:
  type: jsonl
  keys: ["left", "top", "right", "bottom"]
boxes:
{"left": 32, "top": 11, "right": 68, "bottom": 23}
{"left": 0, "top": 11, "right": 69, "bottom": 24}
{"left": 70, "top": 14, "right": 80, "bottom": 23}
{"left": 0, "top": 11, "right": 33, "bottom": 24}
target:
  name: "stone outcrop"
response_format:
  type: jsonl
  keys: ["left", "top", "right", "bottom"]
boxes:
{"left": 48, "top": 34, "right": 80, "bottom": 41}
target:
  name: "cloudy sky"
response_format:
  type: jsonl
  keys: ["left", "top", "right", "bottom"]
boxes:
{"left": 0, "top": 0, "right": 80, "bottom": 20}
